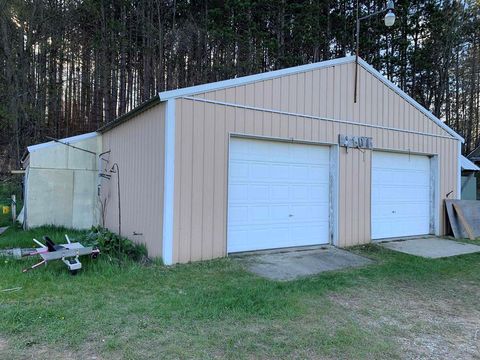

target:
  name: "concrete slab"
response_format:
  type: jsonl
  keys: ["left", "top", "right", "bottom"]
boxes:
{"left": 379, "top": 237, "right": 480, "bottom": 259}
{"left": 235, "top": 246, "right": 373, "bottom": 281}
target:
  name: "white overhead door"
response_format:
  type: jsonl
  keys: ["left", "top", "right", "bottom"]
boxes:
{"left": 227, "top": 138, "right": 330, "bottom": 253}
{"left": 371, "top": 151, "right": 431, "bottom": 239}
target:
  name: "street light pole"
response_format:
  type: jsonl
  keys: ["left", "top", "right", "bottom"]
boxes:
{"left": 354, "top": 0, "right": 360, "bottom": 104}
{"left": 354, "top": 0, "right": 395, "bottom": 103}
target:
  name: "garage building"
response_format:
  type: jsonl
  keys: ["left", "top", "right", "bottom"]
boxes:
{"left": 98, "top": 56, "right": 463, "bottom": 265}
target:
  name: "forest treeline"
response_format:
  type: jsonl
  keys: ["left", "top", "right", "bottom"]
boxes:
{"left": 0, "top": 0, "right": 479, "bottom": 170}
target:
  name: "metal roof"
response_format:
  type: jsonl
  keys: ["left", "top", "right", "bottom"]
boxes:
{"left": 461, "top": 155, "right": 480, "bottom": 171}
{"left": 27, "top": 132, "right": 99, "bottom": 153}
{"left": 158, "top": 56, "right": 462, "bottom": 142}
{"left": 97, "top": 96, "right": 161, "bottom": 133}
{"left": 98, "top": 56, "right": 464, "bottom": 142}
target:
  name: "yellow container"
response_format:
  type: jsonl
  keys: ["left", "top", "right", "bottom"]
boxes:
{"left": 2, "top": 206, "right": 10, "bottom": 214}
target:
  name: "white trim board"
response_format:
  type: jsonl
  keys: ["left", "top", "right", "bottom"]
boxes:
{"left": 158, "top": 56, "right": 463, "bottom": 143}
{"left": 162, "top": 99, "right": 176, "bottom": 265}
{"left": 329, "top": 145, "right": 340, "bottom": 246}
{"left": 457, "top": 142, "right": 462, "bottom": 199}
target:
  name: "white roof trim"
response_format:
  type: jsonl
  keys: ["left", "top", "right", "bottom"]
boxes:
{"left": 27, "top": 132, "right": 99, "bottom": 153}
{"left": 159, "top": 56, "right": 463, "bottom": 143}
{"left": 159, "top": 56, "right": 355, "bottom": 100}
{"left": 460, "top": 155, "right": 480, "bottom": 171}
{"left": 357, "top": 58, "right": 464, "bottom": 143}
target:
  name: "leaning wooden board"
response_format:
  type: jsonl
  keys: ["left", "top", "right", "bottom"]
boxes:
{"left": 445, "top": 200, "right": 467, "bottom": 238}
{"left": 445, "top": 200, "right": 480, "bottom": 240}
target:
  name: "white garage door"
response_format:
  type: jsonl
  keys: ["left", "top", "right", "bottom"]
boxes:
{"left": 227, "top": 138, "right": 331, "bottom": 253}
{"left": 371, "top": 151, "right": 431, "bottom": 239}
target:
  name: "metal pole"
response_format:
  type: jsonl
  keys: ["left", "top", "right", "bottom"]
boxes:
{"left": 11, "top": 195, "right": 16, "bottom": 222}
{"left": 45, "top": 136, "right": 97, "bottom": 156}
{"left": 107, "top": 162, "right": 122, "bottom": 240}
{"left": 354, "top": 0, "right": 359, "bottom": 103}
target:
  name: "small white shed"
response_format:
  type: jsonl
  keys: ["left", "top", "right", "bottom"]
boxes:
{"left": 23, "top": 132, "right": 101, "bottom": 229}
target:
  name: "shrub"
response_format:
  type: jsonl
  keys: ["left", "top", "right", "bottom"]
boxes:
{"left": 82, "top": 226, "right": 148, "bottom": 262}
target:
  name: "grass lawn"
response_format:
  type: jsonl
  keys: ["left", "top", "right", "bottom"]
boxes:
{"left": 1, "top": 227, "right": 479, "bottom": 359}
{"left": 0, "top": 224, "right": 87, "bottom": 249}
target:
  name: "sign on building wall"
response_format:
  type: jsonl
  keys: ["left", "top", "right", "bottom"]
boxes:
{"left": 338, "top": 134, "right": 373, "bottom": 151}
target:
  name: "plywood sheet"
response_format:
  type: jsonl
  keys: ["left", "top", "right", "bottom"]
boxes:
{"left": 445, "top": 200, "right": 480, "bottom": 239}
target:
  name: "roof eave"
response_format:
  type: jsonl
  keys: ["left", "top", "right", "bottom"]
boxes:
{"left": 460, "top": 155, "right": 480, "bottom": 171}
{"left": 27, "top": 131, "right": 99, "bottom": 153}
{"left": 159, "top": 56, "right": 463, "bottom": 143}
{"left": 97, "top": 95, "right": 161, "bottom": 133}
{"left": 159, "top": 56, "right": 356, "bottom": 101}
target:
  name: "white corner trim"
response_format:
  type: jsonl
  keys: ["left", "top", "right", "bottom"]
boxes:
{"left": 162, "top": 99, "right": 176, "bottom": 265}
{"left": 329, "top": 145, "right": 340, "bottom": 246}
{"left": 429, "top": 155, "right": 440, "bottom": 236}
{"left": 457, "top": 141, "right": 462, "bottom": 199}
{"left": 357, "top": 59, "right": 464, "bottom": 143}
{"left": 159, "top": 56, "right": 355, "bottom": 101}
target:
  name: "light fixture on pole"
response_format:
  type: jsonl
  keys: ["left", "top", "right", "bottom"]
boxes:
{"left": 354, "top": 0, "right": 395, "bottom": 103}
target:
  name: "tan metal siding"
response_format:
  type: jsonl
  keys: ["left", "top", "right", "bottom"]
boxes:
{"left": 194, "top": 62, "right": 451, "bottom": 138}
{"left": 171, "top": 62, "right": 459, "bottom": 263}
{"left": 101, "top": 103, "right": 165, "bottom": 257}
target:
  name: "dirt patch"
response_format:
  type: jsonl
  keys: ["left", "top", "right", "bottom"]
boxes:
{"left": 0, "top": 338, "right": 101, "bottom": 360}
{"left": 0, "top": 337, "right": 8, "bottom": 351}
{"left": 329, "top": 281, "right": 480, "bottom": 359}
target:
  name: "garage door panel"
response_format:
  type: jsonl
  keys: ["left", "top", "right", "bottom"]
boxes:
{"left": 290, "top": 224, "right": 329, "bottom": 243}
{"left": 310, "top": 185, "right": 329, "bottom": 200}
{"left": 372, "top": 218, "right": 429, "bottom": 239}
{"left": 229, "top": 184, "right": 249, "bottom": 202}
{"left": 270, "top": 205, "right": 291, "bottom": 220}
{"left": 229, "top": 160, "right": 249, "bottom": 178}
{"left": 309, "top": 165, "right": 330, "bottom": 181}
{"left": 228, "top": 206, "right": 249, "bottom": 223}
{"left": 372, "top": 187, "right": 430, "bottom": 202}
{"left": 372, "top": 203, "right": 430, "bottom": 218}
{"left": 289, "top": 144, "right": 329, "bottom": 161}
{"left": 373, "top": 152, "right": 430, "bottom": 169}
{"left": 248, "top": 185, "right": 270, "bottom": 201}
{"left": 290, "top": 204, "right": 329, "bottom": 220}
{"left": 228, "top": 138, "right": 331, "bottom": 253}
{"left": 372, "top": 169, "right": 430, "bottom": 186}
{"left": 290, "top": 165, "right": 309, "bottom": 181}
{"left": 250, "top": 163, "right": 274, "bottom": 179}
{"left": 372, "top": 151, "right": 431, "bottom": 239}
{"left": 270, "top": 185, "right": 290, "bottom": 201}
{"left": 249, "top": 206, "right": 270, "bottom": 221}
{"left": 229, "top": 225, "right": 290, "bottom": 252}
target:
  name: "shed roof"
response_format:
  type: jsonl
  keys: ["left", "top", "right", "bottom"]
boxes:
{"left": 461, "top": 155, "right": 480, "bottom": 171}
{"left": 100, "top": 56, "right": 464, "bottom": 142}
{"left": 467, "top": 146, "right": 480, "bottom": 161}
{"left": 27, "top": 132, "right": 98, "bottom": 153}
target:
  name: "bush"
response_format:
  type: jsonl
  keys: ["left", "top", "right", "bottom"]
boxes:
{"left": 82, "top": 226, "right": 148, "bottom": 262}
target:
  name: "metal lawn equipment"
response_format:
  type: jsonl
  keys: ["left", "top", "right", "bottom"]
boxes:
{"left": 23, "top": 235, "right": 100, "bottom": 275}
